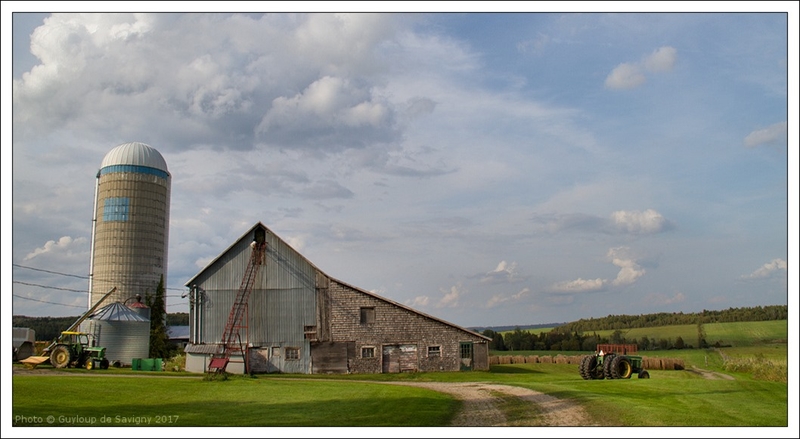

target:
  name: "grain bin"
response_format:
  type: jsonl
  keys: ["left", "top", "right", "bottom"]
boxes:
{"left": 87, "top": 302, "right": 150, "bottom": 366}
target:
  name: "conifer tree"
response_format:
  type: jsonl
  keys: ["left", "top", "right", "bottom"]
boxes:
{"left": 146, "top": 274, "right": 171, "bottom": 359}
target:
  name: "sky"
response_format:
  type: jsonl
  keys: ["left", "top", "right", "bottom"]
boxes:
{"left": 5, "top": 4, "right": 798, "bottom": 333}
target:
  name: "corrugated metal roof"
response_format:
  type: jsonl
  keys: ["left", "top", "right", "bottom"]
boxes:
{"left": 184, "top": 344, "right": 223, "bottom": 355}
{"left": 101, "top": 142, "right": 169, "bottom": 173}
{"left": 89, "top": 302, "right": 150, "bottom": 322}
{"left": 167, "top": 325, "right": 190, "bottom": 339}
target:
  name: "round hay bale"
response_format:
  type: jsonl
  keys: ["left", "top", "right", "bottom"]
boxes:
{"left": 513, "top": 355, "right": 525, "bottom": 364}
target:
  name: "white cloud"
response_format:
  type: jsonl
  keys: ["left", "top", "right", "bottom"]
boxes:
{"left": 743, "top": 121, "right": 788, "bottom": 148}
{"left": 24, "top": 236, "right": 88, "bottom": 261}
{"left": 532, "top": 209, "right": 671, "bottom": 235}
{"left": 256, "top": 75, "right": 396, "bottom": 150}
{"left": 742, "top": 258, "right": 787, "bottom": 279}
{"left": 408, "top": 295, "right": 430, "bottom": 307}
{"left": 437, "top": 284, "right": 463, "bottom": 308}
{"left": 605, "top": 62, "right": 645, "bottom": 89}
{"left": 643, "top": 46, "right": 677, "bottom": 72}
{"left": 607, "top": 246, "right": 646, "bottom": 286}
{"left": 610, "top": 209, "right": 669, "bottom": 234}
{"left": 605, "top": 46, "right": 677, "bottom": 89}
{"left": 551, "top": 246, "right": 645, "bottom": 293}
{"left": 480, "top": 260, "right": 519, "bottom": 283}
{"left": 486, "top": 287, "right": 530, "bottom": 308}
{"left": 552, "top": 277, "right": 606, "bottom": 293}
{"left": 486, "top": 294, "right": 505, "bottom": 308}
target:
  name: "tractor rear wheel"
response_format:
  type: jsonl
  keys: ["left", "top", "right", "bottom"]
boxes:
{"left": 603, "top": 353, "right": 617, "bottom": 379}
{"left": 85, "top": 359, "right": 94, "bottom": 370}
{"left": 579, "top": 355, "right": 596, "bottom": 380}
{"left": 610, "top": 356, "right": 633, "bottom": 379}
{"left": 50, "top": 345, "right": 71, "bottom": 368}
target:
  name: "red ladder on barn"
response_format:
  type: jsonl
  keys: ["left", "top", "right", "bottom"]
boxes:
{"left": 208, "top": 241, "right": 267, "bottom": 374}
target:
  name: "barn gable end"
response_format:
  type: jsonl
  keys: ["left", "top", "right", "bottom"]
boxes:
{"left": 184, "top": 222, "right": 489, "bottom": 374}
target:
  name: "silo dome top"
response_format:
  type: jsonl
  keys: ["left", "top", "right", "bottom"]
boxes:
{"left": 101, "top": 142, "right": 168, "bottom": 173}
{"left": 89, "top": 302, "right": 149, "bottom": 322}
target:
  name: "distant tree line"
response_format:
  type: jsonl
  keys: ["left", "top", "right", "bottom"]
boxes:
{"left": 483, "top": 304, "right": 787, "bottom": 352}
{"left": 557, "top": 305, "right": 787, "bottom": 333}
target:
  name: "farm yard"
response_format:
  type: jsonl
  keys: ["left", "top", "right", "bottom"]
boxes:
{"left": 10, "top": 345, "right": 789, "bottom": 431}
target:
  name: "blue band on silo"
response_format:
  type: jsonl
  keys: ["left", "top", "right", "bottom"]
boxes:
{"left": 99, "top": 164, "right": 170, "bottom": 179}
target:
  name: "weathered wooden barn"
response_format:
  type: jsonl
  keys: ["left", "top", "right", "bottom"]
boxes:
{"left": 183, "top": 222, "right": 490, "bottom": 374}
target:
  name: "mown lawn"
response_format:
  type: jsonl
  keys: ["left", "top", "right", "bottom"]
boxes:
{"left": 11, "top": 372, "right": 457, "bottom": 427}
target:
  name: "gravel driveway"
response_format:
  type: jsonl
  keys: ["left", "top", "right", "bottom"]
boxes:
{"left": 386, "top": 381, "right": 595, "bottom": 427}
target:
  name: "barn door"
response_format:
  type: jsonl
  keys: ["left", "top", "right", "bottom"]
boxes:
{"left": 382, "top": 344, "right": 418, "bottom": 373}
{"left": 460, "top": 342, "right": 473, "bottom": 371}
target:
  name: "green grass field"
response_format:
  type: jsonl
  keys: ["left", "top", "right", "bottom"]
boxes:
{"left": 11, "top": 373, "right": 457, "bottom": 427}
{"left": 11, "top": 320, "right": 790, "bottom": 428}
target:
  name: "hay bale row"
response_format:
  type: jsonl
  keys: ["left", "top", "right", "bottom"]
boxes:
{"left": 643, "top": 357, "right": 685, "bottom": 370}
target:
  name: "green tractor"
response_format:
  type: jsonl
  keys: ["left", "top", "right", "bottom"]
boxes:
{"left": 579, "top": 344, "right": 650, "bottom": 380}
{"left": 48, "top": 331, "right": 110, "bottom": 370}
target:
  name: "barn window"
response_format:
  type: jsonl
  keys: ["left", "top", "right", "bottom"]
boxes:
{"left": 428, "top": 346, "right": 441, "bottom": 357}
{"left": 361, "top": 347, "right": 375, "bottom": 358}
{"left": 304, "top": 325, "right": 317, "bottom": 340}
{"left": 285, "top": 347, "right": 299, "bottom": 360}
{"left": 360, "top": 307, "right": 375, "bottom": 325}
{"left": 271, "top": 346, "right": 281, "bottom": 357}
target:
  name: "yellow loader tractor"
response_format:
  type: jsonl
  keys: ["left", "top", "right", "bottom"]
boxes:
{"left": 19, "top": 287, "right": 116, "bottom": 369}
{"left": 48, "top": 331, "right": 109, "bottom": 370}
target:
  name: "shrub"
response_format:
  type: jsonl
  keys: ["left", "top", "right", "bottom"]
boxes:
{"left": 164, "top": 353, "right": 186, "bottom": 372}
{"left": 722, "top": 353, "right": 787, "bottom": 383}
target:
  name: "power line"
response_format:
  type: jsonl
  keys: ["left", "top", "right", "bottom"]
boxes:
{"left": 13, "top": 263, "right": 188, "bottom": 292}
{"left": 14, "top": 293, "right": 188, "bottom": 310}
{"left": 14, "top": 296, "right": 187, "bottom": 318}
{"left": 12, "top": 281, "right": 87, "bottom": 293}
{"left": 12, "top": 294, "right": 86, "bottom": 309}
{"left": 13, "top": 281, "right": 189, "bottom": 300}
{"left": 12, "top": 263, "right": 88, "bottom": 279}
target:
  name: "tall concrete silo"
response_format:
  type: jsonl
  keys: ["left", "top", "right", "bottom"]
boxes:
{"left": 89, "top": 142, "right": 170, "bottom": 310}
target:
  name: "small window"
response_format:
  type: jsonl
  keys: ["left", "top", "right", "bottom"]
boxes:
{"left": 360, "top": 307, "right": 375, "bottom": 325}
{"left": 285, "top": 347, "right": 299, "bottom": 360}
{"left": 271, "top": 347, "right": 281, "bottom": 357}
{"left": 428, "top": 346, "right": 441, "bottom": 358}
{"left": 361, "top": 347, "right": 375, "bottom": 358}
